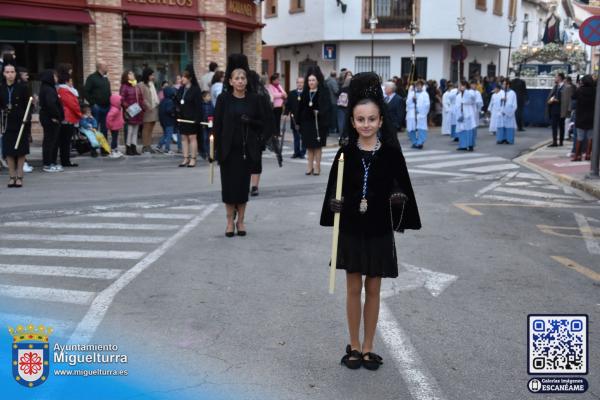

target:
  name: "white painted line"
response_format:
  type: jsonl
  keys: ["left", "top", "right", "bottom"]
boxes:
{"left": 405, "top": 153, "right": 487, "bottom": 163}
{"left": 475, "top": 171, "right": 519, "bottom": 198}
{"left": 553, "top": 161, "right": 590, "bottom": 167}
{"left": 481, "top": 195, "right": 591, "bottom": 208}
{"left": 2, "top": 221, "right": 180, "bottom": 230}
{"left": 420, "top": 156, "right": 507, "bottom": 169}
{"left": 69, "top": 203, "right": 218, "bottom": 344}
{"left": 574, "top": 213, "right": 600, "bottom": 255}
{"left": 407, "top": 168, "right": 470, "bottom": 177}
{"left": 0, "top": 284, "right": 95, "bottom": 305}
{"left": 0, "top": 312, "right": 74, "bottom": 335}
{"left": 0, "top": 234, "right": 166, "bottom": 244}
{"left": 461, "top": 163, "right": 520, "bottom": 173}
{"left": 88, "top": 212, "right": 194, "bottom": 220}
{"left": 0, "top": 248, "right": 145, "bottom": 259}
{"left": 379, "top": 303, "right": 447, "bottom": 400}
{"left": 505, "top": 182, "right": 532, "bottom": 187}
{"left": 517, "top": 172, "right": 543, "bottom": 180}
{"left": 493, "top": 187, "right": 579, "bottom": 200}
{"left": 0, "top": 264, "right": 122, "bottom": 280}
{"left": 168, "top": 205, "right": 206, "bottom": 211}
{"left": 402, "top": 150, "right": 449, "bottom": 157}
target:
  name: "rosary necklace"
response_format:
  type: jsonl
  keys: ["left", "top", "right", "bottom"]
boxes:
{"left": 308, "top": 90, "right": 317, "bottom": 107}
{"left": 357, "top": 138, "right": 381, "bottom": 214}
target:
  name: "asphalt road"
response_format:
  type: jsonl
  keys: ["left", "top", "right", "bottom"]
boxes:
{"left": 0, "top": 127, "right": 598, "bottom": 400}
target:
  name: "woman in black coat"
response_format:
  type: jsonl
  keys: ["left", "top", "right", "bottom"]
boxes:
{"left": 38, "top": 69, "right": 64, "bottom": 172}
{"left": 176, "top": 65, "right": 203, "bottom": 167}
{"left": 320, "top": 72, "right": 420, "bottom": 371}
{"left": 297, "top": 66, "right": 332, "bottom": 176}
{"left": 0, "top": 63, "right": 31, "bottom": 187}
{"left": 572, "top": 75, "right": 596, "bottom": 161}
{"left": 214, "top": 66, "right": 266, "bottom": 237}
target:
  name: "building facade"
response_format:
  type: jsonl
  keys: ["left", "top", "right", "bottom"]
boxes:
{"left": 0, "top": 0, "right": 263, "bottom": 91}
{"left": 262, "top": 0, "right": 575, "bottom": 89}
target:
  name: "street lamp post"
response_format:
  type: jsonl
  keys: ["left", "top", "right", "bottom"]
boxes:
{"left": 369, "top": 0, "right": 378, "bottom": 72}
{"left": 456, "top": 15, "right": 466, "bottom": 81}
{"left": 507, "top": 18, "right": 517, "bottom": 77}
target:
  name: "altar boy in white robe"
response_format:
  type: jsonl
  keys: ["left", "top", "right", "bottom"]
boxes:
{"left": 487, "top": 85, "right": 502, "bottom": 135}
{"left": 406, "top": 80, "right": 430, "bottom": 149}
{"left": 442, "top": 82, "right": 457, "bottom": 138}
{"left": 496, "top": 79, "right": 517, "bottom": 144}
{"left": 454, "top": 80, "right": 477, "bottom": 151}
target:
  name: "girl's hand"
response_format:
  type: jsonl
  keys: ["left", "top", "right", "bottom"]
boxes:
{"left": 390, "top": 192, "right": 408, "bottom": 205}
{"left": 329, "top": 197, "right": 344, "bottom": 213}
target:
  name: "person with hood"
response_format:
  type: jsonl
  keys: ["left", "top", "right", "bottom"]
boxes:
{"left": 120, "top": 71, "right": 143, "bottom": 156}
{"left": 571, "top": 75, "right": 596, "bottom": 161}
{"left": 175, "top": 65, "right": 203, "bottom": 167}
{"left": 320, "top": 72, "right": 421, "bottom": 371}
{"left": 1, "top": 62, "right": 31, "bottom": 187}
{"left": 138, "top": 67, "right": 160, "bottom": 154}
{"left": 297, "top": 65, "right": 332, "bottom": 175}
{"left": 106, "top": 93, "right": 125, "bottom": 157}
{"left": 57, "top": 65, "right": 82, "bottom": 167}
{"left": 38, "top": 69, "right": 64, "bottom": 172}
{"left": 157, "top": 85, "right": 177, "bottom": 154}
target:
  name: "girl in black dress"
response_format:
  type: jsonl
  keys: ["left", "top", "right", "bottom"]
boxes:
{"left": 1, "top": 63, "right": 31, "bottom": 187}
{"left": 214, "top": 62, "right": 266, "bottom": 237}
{"left": 297, "top": 66, "right": 331, "bottom": 176}
{"left": 320, "top": 72, "right": 421, "bottom": 370}
{"left": 176, "top": 65, "right": 203, "bottom": 168}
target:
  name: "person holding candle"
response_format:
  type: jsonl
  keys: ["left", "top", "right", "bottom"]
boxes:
{"left": 320, "top": 72, "right": 421, "bottom": 370}
{"left": 0, "top": 62, "right": 31, "bottom": 187}
{"left": 297, "top": 66, "right": 332, "bottom": 175}
{"left": 214, "top": 54, "right": 267, "bottom": 237}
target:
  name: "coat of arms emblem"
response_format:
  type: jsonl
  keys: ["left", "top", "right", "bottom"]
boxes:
{"left": 8, "top": 324, "right": 53, "bottom": 388}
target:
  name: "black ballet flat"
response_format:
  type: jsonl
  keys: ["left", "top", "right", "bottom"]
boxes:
{"left": 225, "top": 231, "right": 235, "bottom": 238}
{"left": 362, "top": 352, "right": 383, "bottom": 371}
{"left": 340, "top": 345, "right": 362, "bottom": 370}
{"left": 457, "top": 147, "right": 468, "bottom": 151}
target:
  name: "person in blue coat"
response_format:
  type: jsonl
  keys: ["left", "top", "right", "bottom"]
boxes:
{"left": 157, "top": 85, "right": 177, "bottom": 154}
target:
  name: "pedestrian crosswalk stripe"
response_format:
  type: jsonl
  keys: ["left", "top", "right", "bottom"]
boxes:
{"left": 405, "top": 153, "right": 488, "bottom": 163}
{"left": 0, "top": 248, "right": 145, "bottom": 259}
{"left": 517, "top": 172, "right": 543, "bottom": 180}
{"left": 167, "top": 205, "right": 206, "bottom": 211}
{"left": 461, "top": 164, "right": 520, "bottom": 173}
{"left": 1, "top": 221, "right": 180, "bottom": 230}
{"left": 420, "top": 156, "right": 507, "bottom": 169}
{"left": 0, "top": 284, "right": 96, "bottom": 305}
{"left": 0, "top": 264, "right": 122, "bottom": 279}
{"left": 0, "top": 311, "right": 74, "bottom": 334}
{"left": 0, "top": 234, "right": 167, "bottom": 244}
{"left": 493, "top": 187, "right": 580, "bottom": 200}
{"left": 88, "top": 212, "right": 195, "bottom": 220}
{"left": 481, "top": 195, "right": 582, "bottom": 207}
{"left": 407, "top": 168, "right": 470, "bottom": 177}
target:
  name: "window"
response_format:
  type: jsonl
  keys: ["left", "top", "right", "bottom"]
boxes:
{"left": 401, "top": 57, "right": 427, "bottom": 80}
{"left": 363, "top": 0, "right": 416, "bottom": 31}
{"left": 476, "top": 0, "right": 486, "bottom": 11}
{"left": 493, "top": 0, "right": 503, "bottom": 16}
{"left": 299, "top": 58, "right": 317, "bottom": 78}
{"left": 355, "top": 56, "right": 391, "bottom": 81}
{"left": 289, "top": 0, "right": 304, "bottom": 13}
{"left": 265, "top": 0, "right": 278, "bottom": 18}
{"left": 508, "top": 0, "right": 517, "bottom": 19}
{"left": 487, "top": 63, "right": 497, "bottom": 78}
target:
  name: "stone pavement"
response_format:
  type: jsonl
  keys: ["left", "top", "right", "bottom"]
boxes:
{"left": 517, "top": 139, "right": 600, "bottom": 199}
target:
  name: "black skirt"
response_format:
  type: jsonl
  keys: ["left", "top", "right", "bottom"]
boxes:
{"left": 2, "top": 126, "right": 30, "bottom": 158}
{"left": 336, "top": 231, "right": 398, "bottom": 278}
{"left": 219, "top": 144, "right": 251, "bottom": 204}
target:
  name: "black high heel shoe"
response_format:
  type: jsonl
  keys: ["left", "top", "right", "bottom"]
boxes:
{"left": 305, "top": 169, "right": 313, "bottom": 176}
{"left": 7, "top": 176, "right": 16, "bottom": 188}
{"left": 236, "top": 222, "right": 246, "bottom": 237}
{"left": 340, "top": 345, "right": 362, "bottom": 370}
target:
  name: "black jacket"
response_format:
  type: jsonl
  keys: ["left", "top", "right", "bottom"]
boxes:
{"left": 84, "top": 71, "right": 111, "bottom": 107}
{"left": 573, "top": 85, "right": 596, "bottom": 130}
{"left": 38, "top": 70, "right": 64, "bottom": 125}
{"left": 175, "top": 84, "right": 203, "bottom": 134}
{"left": 385, "top": 94, "right": 403, "bottom": 130}
{"left": 511, "top": 78, "right": 528, "bottom": 105}
{"left": 285, "top": 89, "right": 302, "bottom": 120}
{"left": 214, "top": 91, "right": 266, "bottom": 164}
{"left": 320, "top": 143, "right": 421, "bottom": 235}
{"left": 0, "top": 81, "right": 31, "bottom": 133}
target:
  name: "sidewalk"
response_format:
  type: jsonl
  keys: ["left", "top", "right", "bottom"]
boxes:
{"left": 516, "top": 139, "right": 600, "bottom": 199}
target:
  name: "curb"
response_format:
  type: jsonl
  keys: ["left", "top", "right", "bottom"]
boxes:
{"left": 515, "top": 147, "right": 600, "bottom": 200}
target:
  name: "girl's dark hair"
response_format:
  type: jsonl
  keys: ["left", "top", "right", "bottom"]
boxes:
{"left": 270, "top": 73, "right": 280, "bottom": 83}
{"left": 211, "top": 70, "right": 224, "bottom": 85}
{"left": 120, "top": 71, "right": 132, "bottom": 85}
{"left": 182, "top": 64, "right": 199, "bottom": 87}
{"left": 142, "top": 68, "right": 154, "bottom": 84}
{"left": 56, "top": 63, "right": 72, "bottom": 84}
{"left": 344, "top": 72, "right": 400, "bottom": 149}
{"left": 581, "top": 74, "right": 594, "bottom": 87}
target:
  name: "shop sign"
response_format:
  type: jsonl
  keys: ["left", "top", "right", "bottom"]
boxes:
{"left": 227, "top": 0, "right": 255, "bottom": 18}
{"left": 122, "top": 0, "right": 197, "bottom": 14}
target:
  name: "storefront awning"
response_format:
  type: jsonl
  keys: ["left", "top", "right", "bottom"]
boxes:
{"left": 125, "top": 15, "right": 203, "bottom": 32}
{"left": 0, "top": 4, "right": 94, "bottom": 25}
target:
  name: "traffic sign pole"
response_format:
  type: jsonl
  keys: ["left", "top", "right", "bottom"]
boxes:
{"left": 580, "top": 16, "right": 600, "bottom": 178}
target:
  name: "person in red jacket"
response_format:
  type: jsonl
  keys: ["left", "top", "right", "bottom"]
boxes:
{"left": 57, "top": 67, "right": 82, "bottom": 167}
{"left": 106, "top": 93, "right": 125, "bottom": 157}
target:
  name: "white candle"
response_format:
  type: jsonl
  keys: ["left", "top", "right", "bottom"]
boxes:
{"left": 460, "top": 0, "right": 463, "bottom": 18}
{"left": 329, "top": 152, "right": 344, "bottom": 294}
{"left": 14, "top": 96, "right": 33, "bottom": 150}
{"left": 209, "top": 134, "right": 215, "bottom": 184}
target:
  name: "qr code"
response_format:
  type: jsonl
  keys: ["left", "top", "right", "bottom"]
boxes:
{"left": 528, "top": 315, "right": 588, "bottom": 374}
